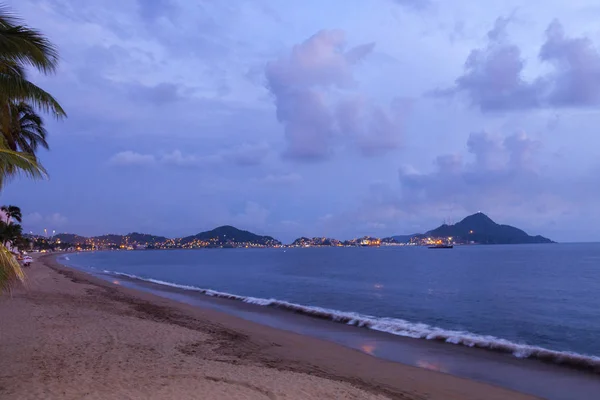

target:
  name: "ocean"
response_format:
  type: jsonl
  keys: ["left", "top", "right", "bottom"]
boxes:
{"left": 60, "top": 243, "right": 600, "bottom": 369}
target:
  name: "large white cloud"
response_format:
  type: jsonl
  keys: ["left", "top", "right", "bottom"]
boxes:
{"left": 266, "top": 30, "right": 408, "bottom": 161}
{"left": 436, "top": 17, "right": 600, "bottom": 111}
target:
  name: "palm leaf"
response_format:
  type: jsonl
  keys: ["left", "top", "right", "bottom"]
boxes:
{"left": 0, "top": 5, "right": 58, "bottom": 73}
{"left": 6, "top": 101, "right": 50, "bottom": 153}
{"left": 0, "top": 147, "right": 48, "bottom": 186}
{"left": 0, "top": 242, "right": 24, "bottom": 293}
{"left": 0, "top": 72, "right": 65, "bottom": 117}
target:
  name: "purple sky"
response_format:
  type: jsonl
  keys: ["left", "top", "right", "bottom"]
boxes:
{"left": 4, "top": 0, "right": 600, "bottom": 242}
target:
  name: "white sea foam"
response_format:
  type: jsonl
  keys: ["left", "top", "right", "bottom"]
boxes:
{"left": 103, "top": 270, "right": 600, "bottom": 373}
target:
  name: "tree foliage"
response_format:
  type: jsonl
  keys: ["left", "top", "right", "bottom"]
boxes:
{"left": 0, "top": 4, "right": 64, "bottom": 293}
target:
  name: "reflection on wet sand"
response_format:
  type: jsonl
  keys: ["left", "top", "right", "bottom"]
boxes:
{"left": 360, "top": 343, "right": 376, "bottom": 356}
{"left": 417, "top": 359, "right": 448, "bottom": 373}
{"left": 112, "top": 280, "right": 121, "bottom": 285}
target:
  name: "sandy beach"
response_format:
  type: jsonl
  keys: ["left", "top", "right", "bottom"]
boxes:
{"left": 0, "top": 255, "right": 537, "bottom": 400}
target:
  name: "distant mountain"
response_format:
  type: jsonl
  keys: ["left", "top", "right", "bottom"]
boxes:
{"left": 47, "top": 215, "right": 553, "bottom": 249}
{"left": 54, "top": 233, "right": 88, "bottom": 244}
{"left": 382, "top": 234, "right": 419, "bottom": 243}
{"left": 127, "top": 232, "right": 169, "bottom": 244}
{"left": 180, "top": 225, "right": 281, "bottom": 247}
{"left": 427, "top": 212, "right": 553, "bottom": 244}
{"left": 291, "top": 237, "right": 342, "bottom": 247}
{"left": 55, "top": 232, "right": 168, "bottom": 246}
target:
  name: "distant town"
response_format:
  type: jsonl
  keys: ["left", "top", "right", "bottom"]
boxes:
{"left": 26, "top": 213, "right": 554, "bottom": 252}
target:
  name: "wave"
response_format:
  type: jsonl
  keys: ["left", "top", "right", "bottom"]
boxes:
{"left": 103, "top": 270, "right": 600, "bottom": 373}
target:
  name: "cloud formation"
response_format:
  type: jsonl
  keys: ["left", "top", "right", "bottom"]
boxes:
{"left": 109, "top": 151, "right": 156, "bottom": 167}
{"left": 540, "top": 20, "right": 600, "bottom": 107}
{"left": 321, "top": 128, "right": 600, "bottom": 240}
{"left": 254, "top": 173, "right": 302, "bottom": 186}
{"left": 266, "top": 30, "right": 406, "bottom": 161}
{"left": 436, "top": 17, "right": 600, "bottom": 111}
{"left": 7, "top": 0, "right": 600, "bottom": 242}
{"left": 108, "top": 143, "right": 270, "bottom": 168}
{"left": 397, "top": 131, "right": 545, "bottom": 213}
{"left": 392, "top": 0, "right": 432, "bottom": 10}
{"left": 337, "top": 96, "right": 412, "bottom": 156}
{"left": 24, "top": 212, "right": 68, "bottom": 229}
{"left": 229, "top": 201, "right": 270, "bottom": 229}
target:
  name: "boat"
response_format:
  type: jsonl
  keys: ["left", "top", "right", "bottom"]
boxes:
{"left": 428, "top": 244, "right": 453, "bottom": 249}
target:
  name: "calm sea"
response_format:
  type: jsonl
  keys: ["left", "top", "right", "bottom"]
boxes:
{"left": 60, "top": 243, "right": 600, "bottom": 367}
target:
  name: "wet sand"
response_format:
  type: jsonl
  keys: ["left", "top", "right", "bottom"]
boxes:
{"left": 0, "top": 254, "right": 537, "bottom": 400}
{"left": 116, "top": 275, "right": 600, "bottom": 400}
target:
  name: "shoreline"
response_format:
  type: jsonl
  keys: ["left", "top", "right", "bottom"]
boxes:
{"left": 0, "top": 254, "right": 538, "bottom": 400}
{"left": 98, "top": 264, "right": 599, "bottom": 374}
{"left": 70, "top": 256, "right": 600, "bottom": 400}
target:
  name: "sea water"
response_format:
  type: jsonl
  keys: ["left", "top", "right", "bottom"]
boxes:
{"left": 60, "top": 243, "right": 600, "bottom": 371}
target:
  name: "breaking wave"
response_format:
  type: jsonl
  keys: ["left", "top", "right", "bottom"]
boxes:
{"left": 104, "top": 270, "right": 600, "bottom": 373}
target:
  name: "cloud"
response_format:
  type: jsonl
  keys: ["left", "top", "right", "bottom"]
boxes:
{"left": 319, "top": 128, "right": 600, "bottom": 240}
{"left": 540, "top": 19, "right": 600, "bottom": 107}
{"left": 337, "top": 96, "right": 411, "bottom": 156}
{"left": 434, "top": 18, "right": 600, "bottom": 111}
{"left": 108, "top": 151, "right": 156, "bottom": 166}
{"left": 265, "top": 29, "right": 356, "bottom": 161}
{"left": 108, "top": 143, "right": 270, "bottom": 169}
{"left": 160, "top": 144, "right": 270, "bottom": 168}
{"left": 47, "top": 213, "right": 68, "bottom": 226}
{"left": 255, "top": 173, "right": 302, "bottom": 186}
{"left": 397, "top": 131, "right": 544, "bottom": 212}
{"left": 433, "top": 17, "right": 542, "bottom": 112}
{"left": 128, "top": 82, "right": 185, "bottom": 105}
{"left": 137, "top": 0, "right": 178, "bottom": 23}
{"left": 161, "top": 150, "right": 199, "bottom": 167}
{"left": 225, "top": 142, "right": 270, "bottom": 166}
{"left": 266, "top": 30, "right": 405, "bottom": 161}
{"left": 24, "top": 212, "right": 43, "bottom": 225}
{"left": 392, "top": 0, "right": 432, "bottom": 10}
{"left": 230, "top": 201, "right": 270, "bottom": 228}
{"left": 24, "top": 212, "right": 68, "bottom": 229}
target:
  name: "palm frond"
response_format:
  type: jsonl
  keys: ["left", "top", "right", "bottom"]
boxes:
{"left": 0, "top": 5, "right": 58, "bottom": 73}
{"left": 0, "top": 72, "right": 66, "bottom": 118}
{"left": 0, "top": 147, "right": 48, "bottom": 187}
{"left": 0, "top": 242, "right": 24, "bottom": 294}
{"left": 13, "top": 102, "right": 50, "bottom": 152}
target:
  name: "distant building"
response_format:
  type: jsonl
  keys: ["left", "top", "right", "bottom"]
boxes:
{"left": 360, "top": 237, "right": 381, "bottom": 247}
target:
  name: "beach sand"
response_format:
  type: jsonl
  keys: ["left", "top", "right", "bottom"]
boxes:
{"left": 0, "top": 255, "right": 538, "bottom": 400}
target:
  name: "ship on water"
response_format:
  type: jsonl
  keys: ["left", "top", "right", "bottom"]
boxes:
{"left": 428, "top": 244, "right": 453, "bottom": 249}
{"left": 428, "top": 236, "right": 454, "bottom": 249}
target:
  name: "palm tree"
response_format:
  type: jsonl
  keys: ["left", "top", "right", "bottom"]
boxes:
{"left": 0, "top": 143, "right": 48, "bottom": 293}
{"left": 0, "top": 6, "right": 65, "bottom": 117}
{"left": 0, "top": 242, "right": 23, "bottom": 293}
{"left": 1, "top": 102, "right": 49, "bottom": 155}
{"left": 0, "top": 220, "right": 22, "bottom": 246}
{"left": 1, "top": 204, "right": 21, "bottom": 224}
{"left": 0, "top": 5, "right": 60, "bottom": 293}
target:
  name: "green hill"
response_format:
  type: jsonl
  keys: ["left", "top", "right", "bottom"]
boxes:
{"left": 54, "top": 232, "right": 168, "bottom": 246}
{"left": 427, "top": 213, "right": 553, "bottom": 244}
{"left": 180, "top": 225, "right": 281, "bottom": 247}
{"left": 54, "top": 233, "right": 88, "bottom": 244}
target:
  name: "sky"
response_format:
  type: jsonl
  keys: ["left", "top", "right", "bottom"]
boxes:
{"left": 4, "top": 0, "right": 600, "bottom": 243}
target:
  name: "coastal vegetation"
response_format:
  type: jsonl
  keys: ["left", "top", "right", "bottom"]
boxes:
{"left": 0, "top": 4, "right": 63, "bottom": 292}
